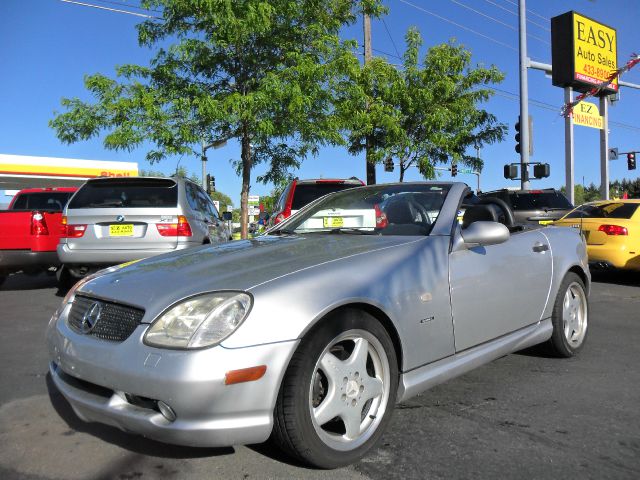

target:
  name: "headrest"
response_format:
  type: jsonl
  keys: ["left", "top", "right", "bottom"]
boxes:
{"left": 462, "top": 204, "right": 499, "bottom": 229}
{"left": 386, "top": 201, "right": 414, "bottom": 224}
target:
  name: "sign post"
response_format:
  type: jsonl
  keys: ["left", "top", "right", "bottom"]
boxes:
{"left": 552, "top": 11, "right": 617, "bottom": 202}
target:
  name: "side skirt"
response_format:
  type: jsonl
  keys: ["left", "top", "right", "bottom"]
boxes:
{"left": 397, "top": 319, "right": 553, "bottom": 402}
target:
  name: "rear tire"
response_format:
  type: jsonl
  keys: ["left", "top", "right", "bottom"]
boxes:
{"left": 56, "top": 265, "right": 74, "bottom": 291}
{"left": 546, "top": 272, "right": 588, "bottom": 357}
{"left": 272, "top": 309, "right": 398, "bottom": 469}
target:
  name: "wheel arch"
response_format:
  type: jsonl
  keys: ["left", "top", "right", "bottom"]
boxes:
{"left": 302, "top": 302, "right": 404, "bottom": 374}
{"left": 567, "top": 264, "right": 590, "bottom": 295}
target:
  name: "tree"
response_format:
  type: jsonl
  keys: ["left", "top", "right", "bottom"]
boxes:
{"left": 337, "top": 28, "right": 507, "bottom": 181}
{"left": 50, "top": 0, "right": 382, "bottom": 239}
{"left": 210, "top": 190, "right": 233, "bottom": 214}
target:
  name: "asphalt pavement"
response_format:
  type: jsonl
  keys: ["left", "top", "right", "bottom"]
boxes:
{"left": 0, "top": 271, "right": 638, "bottom": 480}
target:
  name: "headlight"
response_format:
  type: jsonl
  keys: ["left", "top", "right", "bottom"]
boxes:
{"left": 144, "top": 292, "right": 252, "bottom": 349}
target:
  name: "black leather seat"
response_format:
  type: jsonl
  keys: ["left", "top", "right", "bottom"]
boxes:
{"left": 382, "top": 201, "right": 428, "bottom": 235}
{"left": 462, "top": 204, "right": 499, "bottom": 229}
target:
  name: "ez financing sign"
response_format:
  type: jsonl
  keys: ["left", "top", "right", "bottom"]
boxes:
{"left": 573, "top": 101, "right": 603, "bottom": 130}
{"left": 551, "top": 11, "right": 618, "bottom": 94}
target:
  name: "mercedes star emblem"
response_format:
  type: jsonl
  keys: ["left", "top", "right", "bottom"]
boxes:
{"left": 80, "top": 302, "right": 103, "bottom": 333}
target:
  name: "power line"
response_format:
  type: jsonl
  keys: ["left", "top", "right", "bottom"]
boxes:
{"left": 483, "top": 0, "right": 550, "bottom": 32}
{"left": 449, "top": 0, "right": 549, "bottom": 45}
{"left": 90, "top": 0, "right": 162, "bottom": 14}
{"left": 501, "top": 0, "right": 549, "bottom": 23}
{"left": 489, "top": 86, "right": 640, "bottom": 132}
{"left": 396, "top": 0, "right": 518, "bottom": 52}
{"left": 382, "top": 18, "right": 402, "bottom": 59}
{"left": 59, "top": 0, "right": 161, "bottom": 19}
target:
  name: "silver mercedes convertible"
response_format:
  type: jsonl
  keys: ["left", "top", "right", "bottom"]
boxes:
{"left": 46, "top": 182, "right": 590, "bottom": 468}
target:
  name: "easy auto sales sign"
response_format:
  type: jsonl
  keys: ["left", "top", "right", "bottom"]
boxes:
{"left": 551, "top": 11, "right": 618, "bottom": 94}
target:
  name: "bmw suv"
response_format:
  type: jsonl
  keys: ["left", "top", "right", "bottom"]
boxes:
{"left": 58, "top": 177, "right": 230, "bottom": 282}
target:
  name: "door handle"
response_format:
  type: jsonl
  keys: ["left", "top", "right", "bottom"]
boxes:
{"left": 532, "top": 243, "right": 549, "bottom": 253}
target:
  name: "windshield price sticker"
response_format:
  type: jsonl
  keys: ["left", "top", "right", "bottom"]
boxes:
{"left": 110, "top": 224, "right": 134, "bottom": 236}
{"left": 323, "top": 217, "right": 344, "bottom": 228}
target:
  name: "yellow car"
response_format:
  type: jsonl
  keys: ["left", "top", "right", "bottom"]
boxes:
{"left": 553, "top": 199, "right": 640, "bottom": 271}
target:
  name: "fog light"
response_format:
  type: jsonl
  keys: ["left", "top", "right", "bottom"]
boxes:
{"left": 157, "top": 401, "right": 176, "bottom": 422}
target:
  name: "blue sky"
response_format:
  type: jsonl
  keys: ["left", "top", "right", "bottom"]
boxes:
{"left": 1, "top": 0, "right": 638, "bottom": 205}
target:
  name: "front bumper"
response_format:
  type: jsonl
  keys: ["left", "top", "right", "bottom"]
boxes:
{"left": 47, "top": 307, "right": 299, "bottom": 447}
{"left": 0, "top": 250, "right": 58, "bottom": 270}
{"left": 57, "top": 242, "right": 197, "bottom": 267}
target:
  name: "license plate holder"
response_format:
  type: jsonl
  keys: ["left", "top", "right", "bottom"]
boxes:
{"left": 109, "top": 224, "right": 134, "bottom": 236}
{"left": 323, "top": 217, "right": 344, "bottom": 228}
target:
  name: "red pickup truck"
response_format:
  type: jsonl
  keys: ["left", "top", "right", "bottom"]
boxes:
{"left": 0, "top": 187, "right": 78, "bottom": 285}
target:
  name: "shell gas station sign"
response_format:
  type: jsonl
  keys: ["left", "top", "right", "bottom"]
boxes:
{"left": 0, "top": 154, "right": 138, "bottom": 190}
{"left": 551, "top": 11, "right": 618, "bottom": 94}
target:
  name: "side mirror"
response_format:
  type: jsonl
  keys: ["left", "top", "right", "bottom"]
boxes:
{"left": 222, "top": 212, "right": 232, "bottom": 221}
{"left": 461, "top": 221, "right": 509, "bottom": 247}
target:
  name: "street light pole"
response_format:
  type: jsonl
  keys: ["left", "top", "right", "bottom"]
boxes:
{"left": 200, "top": 139, "right": 228, "bottom": 190}
{"left": 518, "top": 0, "right": 531, "bottom": 190}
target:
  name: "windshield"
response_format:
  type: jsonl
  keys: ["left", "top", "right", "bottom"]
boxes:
{"left": 11, "top": 192, "right": 73, "bottom": 211}
{"left": 291, "top": 183, "right": 362, "bottom": 210}
{"left": 68, "top": 179, "right": 178, "bottom": 209}
{"left": 277, "top": 183, "right": 451, "bottom": 236}
{"left": 566, "top": 202, "right": 639, "bottom": 219}
{"left": 509, "top": 191, "right": 573, "bottom": 210}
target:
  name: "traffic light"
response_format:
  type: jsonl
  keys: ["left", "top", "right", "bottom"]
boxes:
{"left": 206, "top": 174, "right": 216, "bottom": 193}
{"left": 451, "top": 163, "right": 458, "bottom": 177}
{"left": 628, "top": 152, "right": 637, "bottom": 170}
{"left": 533, "top": 163, "right": 550, "bottom": 179}
{"left": 514, "top": 116, "right": 533, "bottom": 155}
{"left": 504, "top": 164, "right": 518, "bottom": 179}
{"left": 384, "top": 158, "right": 394, "bottom": 172}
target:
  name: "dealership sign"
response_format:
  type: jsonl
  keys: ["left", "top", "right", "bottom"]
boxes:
{"left": 551, "top": 11, "right": 618, "bottom": 94}
{"left": 572, "top": 101, "right": 603, "bottom": 129}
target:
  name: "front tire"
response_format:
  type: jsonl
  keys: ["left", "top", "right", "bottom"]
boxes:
{"left": 546, "top": 272, "right": 588, "bottom": 357}
{"left": 272, "top": 309, "right": 398, "bottom": 468}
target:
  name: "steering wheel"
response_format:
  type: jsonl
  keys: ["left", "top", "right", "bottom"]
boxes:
{"left": 478, "top": 197, "right": 515, "bottom": 227}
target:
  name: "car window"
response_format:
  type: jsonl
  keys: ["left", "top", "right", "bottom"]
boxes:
{"left": 508, "top": 191, "right": 572, "bottom": 210}
{"left": 11, "top": 192, "right": 73, "bottom": 210}
{"left": 185, "top": 182, "right": 201, "bottom": 213}
{"left": 291, "top": 183, "right": 361, "bottom": 210}
{"left": 275, "top": 187, "right": 289, "bottom": 212}
{"left": 282, "top": 184, "right": 451, "bottom": 236}
{"left": 196, "top": 186, "right": 218, "bottom": 219}
{"left": 566, "top": 202, "right": 639, "bottom": 219}
{"left": 68, "top": 179, "right": 178, "bottom": 209}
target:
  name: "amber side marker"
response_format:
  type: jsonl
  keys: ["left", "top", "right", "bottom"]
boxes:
{"left": 224, "top": 365, "right": 267, "bottom": 385}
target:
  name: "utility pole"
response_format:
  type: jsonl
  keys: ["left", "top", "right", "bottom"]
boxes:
{"left": 518, "top": 0, "right": 531, "bottom": 190}
{"left": 363, "top": 12, "right": 376, "bottom": 185}
{"left": 201, "top": 139, "right": 228, "bottom": 190}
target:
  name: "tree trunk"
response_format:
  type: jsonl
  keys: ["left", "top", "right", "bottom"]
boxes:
{"left": 240, "top": 125, "right": 252, "bottom": 240}
{"left": 399, "top": 164, "right": 405, "bottom": 182}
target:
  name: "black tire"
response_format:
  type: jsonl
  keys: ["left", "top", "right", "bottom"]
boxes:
{"left": 546, "top": 272, "right": 588, "bottom": 357}
{"left": 272, "top": 309, "right": 398, "bottom": 469}
{"left": 56, "top": 265, "right": 75, "bottom": 292}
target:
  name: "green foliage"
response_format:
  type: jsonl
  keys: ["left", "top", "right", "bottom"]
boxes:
{"left": 336, "top": 28, "right": 507, "bottom": 181}
{"left": 50, "top": 0, "right": 383, "bottom": 238}
{"left": 210, "top": 190, "right": 233, "bottom": 213}
{"left": 610, "top": 178, "right": 640, "bottom": 199}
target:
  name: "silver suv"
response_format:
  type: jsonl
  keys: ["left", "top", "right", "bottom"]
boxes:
{"left": 58, "top": 177, "right": 230, "bottom": 282}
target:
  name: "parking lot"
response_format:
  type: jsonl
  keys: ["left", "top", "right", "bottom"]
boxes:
{"left": 1, "top": 271, "right": 639, "bottom": 480}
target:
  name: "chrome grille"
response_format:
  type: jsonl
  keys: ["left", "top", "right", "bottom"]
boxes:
{"left": 68, "top": 295, "right": 145, "bottom": 342}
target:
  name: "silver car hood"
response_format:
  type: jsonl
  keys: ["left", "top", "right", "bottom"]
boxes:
{"left": 78, "top": 234, "right": 420, "bottom": 320}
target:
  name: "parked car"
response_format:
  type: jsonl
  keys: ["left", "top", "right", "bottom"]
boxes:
{"left": 47, "top": 182, "right": 589, "bottom": 468}
{"left": 0, "top": 187, "right": 77, "bottom": 285}
{"left": 480, "top": 188, "right": 573, "bottom": 225}
{"left": 269, "top": 177, "right": 364, "bottom": 225}
{"left": 57, "top": 177, "right": 230, "bottom": 284}
{"left": 553, "top": 199, "right": 640, "bottom": 271}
